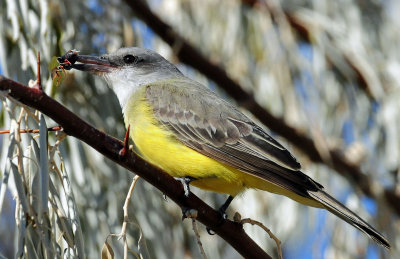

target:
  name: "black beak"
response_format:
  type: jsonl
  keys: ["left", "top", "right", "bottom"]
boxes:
{"left": 57, "top": 50, "right": 116, "bottom": 73}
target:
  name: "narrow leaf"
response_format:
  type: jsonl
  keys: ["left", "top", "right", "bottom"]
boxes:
{"left": 39, "top": 115, "right": 49, "bottom": 214}
{"left": 101, "top": 240, "right": 114, "bottom": 259}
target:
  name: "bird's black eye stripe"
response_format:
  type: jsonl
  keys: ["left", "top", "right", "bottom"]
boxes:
{"left": 123, "top": 55, "right": 138, "bottom": 64}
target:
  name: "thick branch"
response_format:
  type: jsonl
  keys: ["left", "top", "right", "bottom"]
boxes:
{"left": 0, "top": 76, "right": 272, "bottom": 259}
{"left": 124, "top": 0, "right": 400, "bottom": 214}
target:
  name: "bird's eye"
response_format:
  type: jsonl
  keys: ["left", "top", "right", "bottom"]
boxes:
{"left": 123, "top": 55, "right": 137, "bottom": 64}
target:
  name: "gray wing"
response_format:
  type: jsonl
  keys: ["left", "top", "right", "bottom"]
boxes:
{"left": 146, "top": 79, "right": 322, "bottom": 196}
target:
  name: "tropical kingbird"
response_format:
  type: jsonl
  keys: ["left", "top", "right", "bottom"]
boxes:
{"left": 58, "top": 47, "right": 390, "bottom": 248}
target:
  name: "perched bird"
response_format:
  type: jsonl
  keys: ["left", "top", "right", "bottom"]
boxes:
{"left": 59, "top": 47, "right": 390, "bottom": 248}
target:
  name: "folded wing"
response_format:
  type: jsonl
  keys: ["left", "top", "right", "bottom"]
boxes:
{"left": 145, "top": 78, "right": 322, "bottom": 197}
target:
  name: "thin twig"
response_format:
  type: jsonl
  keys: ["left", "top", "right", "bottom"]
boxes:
{"left": 234, "top": 212, "right": 283, "bottom": 259}
{"left": 37, "top": 51, "right": 42, "bottom": 91}
{"left": 0, "top": 126, "right": 62, "bottom": 134}
{"left": 118, "top": 175, "right": 140, "bottom": 259}
{"left": 185, "top": 209, "right": 207, "bottom": 259}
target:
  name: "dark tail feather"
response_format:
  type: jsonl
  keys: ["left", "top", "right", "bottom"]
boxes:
{"left": 308, "top": 190, "right": 390, "bottom": 249}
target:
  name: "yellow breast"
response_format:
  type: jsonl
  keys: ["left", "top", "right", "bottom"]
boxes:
{"left": 123, "top": 87, "right": 249, "bottom": 196}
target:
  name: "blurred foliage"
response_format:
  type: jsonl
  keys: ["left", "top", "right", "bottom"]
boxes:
{"left": 0, "top": 0, "right": 399, "bottom": 258}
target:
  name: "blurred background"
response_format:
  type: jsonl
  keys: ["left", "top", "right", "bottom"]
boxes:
{"left": 0, "top": 0, "right": 399, "bottom": 258}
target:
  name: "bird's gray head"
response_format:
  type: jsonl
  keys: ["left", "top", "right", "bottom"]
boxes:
{"left": 65, "top": 47, "right": 183, "bottom": 108}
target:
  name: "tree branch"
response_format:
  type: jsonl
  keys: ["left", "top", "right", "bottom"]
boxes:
{"left": 124, "top": 0, "right": 400, "bottom": 215}
{"left": 0, "top": 76, "right": 272, "bottom": 259}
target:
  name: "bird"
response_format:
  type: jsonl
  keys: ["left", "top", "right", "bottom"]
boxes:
{"left": 58, "top": 47, "right": 390, "bottom": 248}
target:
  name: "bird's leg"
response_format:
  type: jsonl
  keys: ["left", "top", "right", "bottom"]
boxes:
{"left": 178, "top": 179, "right": 196, "bottom": 220}
{"left": 174, "top": 176, "right": 196, "bottom": 197}
{"left": 119, "top": 125, "right": 131, "bottom": 158}
{"left": 218, "top": 195, "right": 234, "bottom": 217}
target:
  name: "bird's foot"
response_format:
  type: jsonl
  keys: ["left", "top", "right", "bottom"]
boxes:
{"left": 206, "top": 195, "right": 234, "bottom": 235}
{"left": 205, "top": 211, "right": 227, "bottom": 235}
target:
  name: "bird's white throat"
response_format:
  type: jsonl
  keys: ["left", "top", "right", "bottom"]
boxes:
{"left": 104, "top": 67, "right": 182, "bottom": 112}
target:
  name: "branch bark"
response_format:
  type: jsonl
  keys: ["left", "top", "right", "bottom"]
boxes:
{"left": 124, "top": 0, "right": 400, "bottom": 215}
{"left": 0, "top": 76, "right": 272, "bottom": 259}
